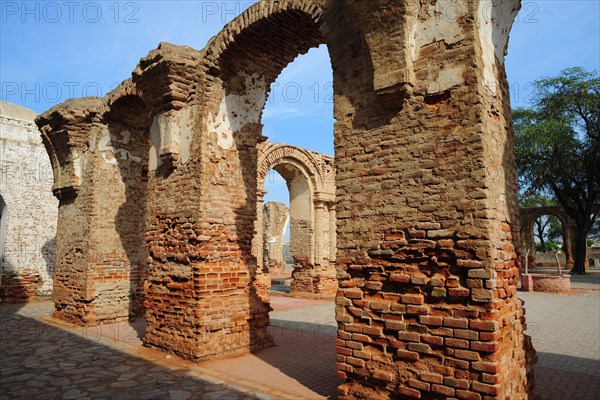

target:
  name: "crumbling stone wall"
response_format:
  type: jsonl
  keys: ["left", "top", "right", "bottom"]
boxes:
{"left": 520, "top": 206, "right": 577, "bottom": 269}
{"left": 37, "top": 0, "right": 534, "bottom": 397}
{"left": 0, "top": 101, "right": 57, "bottom": 302}
{"left": 263, "top": 202, "right": 289, "bottom": 273}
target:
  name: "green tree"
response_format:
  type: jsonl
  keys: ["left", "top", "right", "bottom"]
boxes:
{"left": 514, "top": 67, "right": 600, "bottom": 274}
{"left": 547, "top": 216, "right": 563, "bottom": 243}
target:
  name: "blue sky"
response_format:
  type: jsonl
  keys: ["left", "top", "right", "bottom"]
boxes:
{"left": 1, "top": 1, "right": 599, "bottom": 206}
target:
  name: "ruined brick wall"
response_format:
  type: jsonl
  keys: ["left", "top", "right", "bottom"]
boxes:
{"left": 37, "top": 0, "right": 535, "bottom": 396}
{"left": 138, "top": 43, "right": 275, "bottom": 360}
{"left": 35, "top": 89, "right": 151, "bottom": 324}
{"left": 0, "top": 101, "right": 57, "bottom": 302}
{"left": 263, "top": 202, "right": 289, "bottom": 273}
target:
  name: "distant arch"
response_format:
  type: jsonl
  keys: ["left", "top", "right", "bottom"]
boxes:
{"left": 520, "top": 206, "right": 576, "bottom": 268}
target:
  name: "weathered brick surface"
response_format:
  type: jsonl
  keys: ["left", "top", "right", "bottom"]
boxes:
{"left": 0, "top": 102, "right": 57, "bottom": 303}
{"left": 327, "top": 0, "right": 535, "bottom": 398}
{"left": 36, "top": 0, "right": 534, "bottom": 397}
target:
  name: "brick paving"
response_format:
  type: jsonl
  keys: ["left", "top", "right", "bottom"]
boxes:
{"left": 0, "top": 276, "right": 598, "bottom": 399}
{"left": 519, "top": 277, "right": 600, "bottom": 400}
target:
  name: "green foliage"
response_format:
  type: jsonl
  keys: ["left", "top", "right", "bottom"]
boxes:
{"left": 514, "top": 68, "right": 599, "bottom": 202}
{"left": 546, "top": 216, "right": 563, "bottom": 242}
{"left": 519, "top": 191, "right": 557, "bottom": 208}
{"left": 514, "top": 67, "right": 600, "bottom": 274}
{"left": 535, "top": 240, "right": 560, "bottom": 252}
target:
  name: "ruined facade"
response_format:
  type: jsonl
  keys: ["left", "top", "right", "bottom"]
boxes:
{"left": 37, "top": 0, "right": 534, "bottom": 397}
{"left": 520, "top": 206, "right": 577, "bottom": 268}
{"left": 0, "top": 101, "right": 57, "bottom": 302}
{"left": 257, "top": 142, "right": 336, "bottom": 294}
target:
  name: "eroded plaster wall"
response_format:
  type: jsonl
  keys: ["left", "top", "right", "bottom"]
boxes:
{"left": 0, "top": 101, "right": 57, "bottom": 302}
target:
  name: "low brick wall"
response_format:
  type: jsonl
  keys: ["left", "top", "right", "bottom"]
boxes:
{"left": 521, "top": 274, "right": 571, "bottom": 293}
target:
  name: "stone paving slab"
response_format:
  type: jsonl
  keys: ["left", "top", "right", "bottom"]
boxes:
{"left": 518, "top": 286, "right": 600, "bottom": 400}
{"left": 569, "top": 273, "right": 600, "bottom": 290}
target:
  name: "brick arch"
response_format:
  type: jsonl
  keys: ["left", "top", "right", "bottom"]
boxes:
{"left": 104, "top": 80, "right": 147, "bottom": 110}
{"left": 200, "top": 0, "right": 325, "bottom": 86}
{"left": 520, "top": 206, "right": 577, "bottom": 268}
{"left": 198, "top": 1, "right": 327, "bottom": 147}
{"left": 257, "top": 142, "right": 324, "bottom": 193}
{"left": 521, "top": 206, "right": 569, "bottom": 232}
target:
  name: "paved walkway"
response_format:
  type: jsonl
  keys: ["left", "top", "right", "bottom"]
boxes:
{"left": 1, "top": 275, "right": 599, "bottom": 399}
{"left": 0, "top": 301, "right": 259, "bottom": 400}
{"left": 519, "top": 284, "right": 600, "bottom": 400}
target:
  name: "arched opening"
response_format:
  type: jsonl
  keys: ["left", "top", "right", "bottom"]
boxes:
{"left": 521, "top": 207, "right": 575, "bottom": 271}
{"left": 256, "top": 141, "right": 336, "bottom": 297}
{"left": 532, "top": 214, "right": 567, "bottom": 268}
{"left": 190, "top": 1, "right": 340, "bottom": 390}
{"left": 264, "top": 162, "right": 315, "bottom": 293}
{"left": 259, "top": 42, "right": 335, "bottom": 295}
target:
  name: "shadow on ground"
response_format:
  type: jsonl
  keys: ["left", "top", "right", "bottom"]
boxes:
{"left": 534, "top": 352, "right": 600, "bottom": 400}
{"left": 258, "top": 319, "right": 341, "bottom": 399}
{"left": 0, "top": 303, "right": 256, "bottom": 400}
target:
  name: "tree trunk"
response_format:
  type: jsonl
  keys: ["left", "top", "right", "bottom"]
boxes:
{"left": 536, "top": 222, "right": 546, "bottom": 251}
{"left": 571, "top": 226, "right": 589, "bottom": 275}
{"left": 540, "top": 236, "right": 546, "bottom": 252}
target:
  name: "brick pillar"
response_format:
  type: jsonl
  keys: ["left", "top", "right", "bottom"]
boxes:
{"left": 36, "top": 99, "right": 105, "bottom": 324}
{"left": 327, "top": 0, "right": 535, "bottom": 398}
{"left": 314, "top": 199, "right": 337, "bottom": 295}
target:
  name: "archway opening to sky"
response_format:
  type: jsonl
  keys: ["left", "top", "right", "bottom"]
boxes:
{"left": 261, "top": 45, "right": 335, "bottom": 295}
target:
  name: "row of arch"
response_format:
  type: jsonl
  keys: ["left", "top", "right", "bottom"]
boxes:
{"left": 35, "top": 0, "right": 532, "bottom": 397}
{"left": 255, "top": 142, "right": 336, "bottom": 294}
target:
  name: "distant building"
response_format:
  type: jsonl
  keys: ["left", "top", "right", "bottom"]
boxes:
{"left": 0, "top": 101, "right": 57, "bottom": 302}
